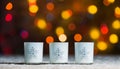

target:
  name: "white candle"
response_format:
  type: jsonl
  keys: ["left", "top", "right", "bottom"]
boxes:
{"left": 75, "top": 42, "right": 94, "bottom": 64}
{"left": 24, "top": 42, "right": 43, "bottom": 63}
{"left": 49, "top": 42, "right": 68, "bottom": 63}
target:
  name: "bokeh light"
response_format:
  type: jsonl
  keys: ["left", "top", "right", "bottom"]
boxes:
{"left": 29, "top": 5, "right": 38, "bottom": 14}
{"left": 46, "top": 13, "right": 54, "bottom": 21}
{"left": 20, "top": 30, "right": 29, "bottom": 39}
{"left": 28, "top": 0, "right": 36, "bottom": 3}
{"left": 73, "top": 2, "right": 81, "bottom": 12}
{"left": 37, "top": 19, "right": 47, "bottom": 30}
{"left": 61, "top": 9, "right": 73, "bottom": 20}
{"left": 56, "top": 27, "right": 64, "bottom": 36}
{"left": 46, "top": 36, "right": 54, "bottom": 44}
{"left": 74, "top": 33, "right": 82, "bottom": 42}
{"left": 5, "top": 2, "right": 13, "bottom": 11}
{"left": 5, "top": 14, "right": 13, "bottom": 22}
{"left": 87, "top": 5, "right": 98, "bottom": 15}
{"left": 115, "top": 7, "right": 120, "bottom": 18}
{"left": 68, "top": 23, "right": 76, "bottom": 31}
{"left": 112, "top": 20, "right": 120, "bottom": 30}
{"left": 97, "top": 41, "right": 108, "bottom": 51}
{"left": 108, "top": 0, "right": 115, "bottom": 3}
{"left": 100, "top": 24, "right": 109, "bottom": 35}
{"left": 46, "top": 2, "right": 54, "bottom": 11}
{"left": 109, "top": 34, "right": 119, "bottom": 44}
{"left": 90, "top": 28, "right": 100, "bottom": 40}
{"left": 58, "top": 34, "right": 67, "bottom": 42}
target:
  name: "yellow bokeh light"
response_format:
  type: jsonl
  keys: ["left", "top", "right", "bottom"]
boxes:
{"left": 97, "top": 41, "right": 108, "bottom": 51}
{"left": 115, "top": 7, "right": 120, "bottom": 18}
{"left": 112, "top": 20, "right": 120, "bottom": 29}
{"left": 90, "top": 28, "right": 100, "bottom": 40}
{"left": 28, "top": 0, "right": 36, "bottom": 3}
{"left": 56, "top": 27, "right": 64, "bottom": 36}
{"left": 108, "top": 0, "right": 115, "bottom": 3}
{"left": 59, "top": 34, "right": 67, "bottom": 42}
{"left": 37, "top": 19, "right": 47, "bottom": 29}
{"left": 109, "top": 34, "right": 119, "bottom": 44}
{"left": 5, "top": 2, "right": 13, "bottom": 11}
{"left": 29, "top": 5, "right": 38, "bottom": 13}
{"left": 88, "top": 5, "right": 98, "bottom": 15}
{"left": 61, "top": 10, "right": 72, "bottom": 20}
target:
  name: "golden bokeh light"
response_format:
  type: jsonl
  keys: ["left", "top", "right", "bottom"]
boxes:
{"left": 115, "top": 7, "right": 120, "bottom": 18}
{"left": 90, "top": 28, "right": 100, "bottom": 40}
{"left": 88, "top": 5, "right": 98, "bottom": 15}
{"left": 5, "top": 2, "right": 13, "bottom": 10}
{"left": 108, "top": 0, "right": 115, "bottom": 3}
{"left": 37, "top": 19, "right": 47, "bottom": 29}
{"left": 29, "top": 5, "right": 38, "bottom": 13}
{"left": 46, "top": 36, "right": 54, "bottom": 44}
{"left": 74, "top": 33, "right": 82, "bottom": 42}
{"left": 112, "top": 20, "right": 120, "bottom": 30}
{"left": 28, "top": 0, "right": 36, "bottom": 3}
{"left": 109, "top": 34, "right": 119, "bottom": 44}
{"left": 97, "top": 41, "right": 108, "bottom": 51}
{"left": 56, "top": 27, "right": 64, "bottom": 36}
{"left": 59, "top": 34, "right": 67, "bottom": 42}
{"left": 46, "top": 2, "right": 54, "bottom": 11}
{"left": 61, "top": 10, "right": 72, "bottom": 20}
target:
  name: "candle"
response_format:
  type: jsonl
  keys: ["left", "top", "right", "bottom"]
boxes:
{"left": 75, "top": 42, "right": 94, "bottom": 64}
{"left": 49, "top": 42, "right": 68, "bottom": 63}
{"left": 24, "top": 42, "right": 43, "bottom": 63}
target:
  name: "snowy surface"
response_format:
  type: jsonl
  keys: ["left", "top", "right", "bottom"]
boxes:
{"left": 0, "top": 55, "right": 120, "bottom": 69}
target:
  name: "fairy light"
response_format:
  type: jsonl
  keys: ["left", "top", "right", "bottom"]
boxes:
{"left": 61, "top": 9, "right": 72, "bottom": 20}
{"left": 59, "top": 34, "right": 67, "bottom": 42}
{"left": 74, "top": 33, "right": 82, "bottom": 42}
{"left": 46, "top": 2, "right": 54, "bottom": 11}
{"left": 88, "top": 5, "right": 98, "bottom": 15}
{"left": 112, "top": 20, "right": 120, "bottom": 29}
{"left": 115, "top": 7, "right": 120, "bottom": 18}
{"left": 97, "top": 41, "right": 108, "bottom": 51}
{"left": 5, "top": 13, "right": 13, "bottom": 22}
{"left": 37, "top": 19, "right": 47, "bottom": 30}
{"left": 5, "top": 2, "right": 13, "bottom": 11}
{"left": 46, "top": 36, "right": 54, "bottom": 44}
{"left": 90, "top": 28, "right": 100, "bottom": 40}
{"left": 100, "top": 24, "right": 109, "bottom": 35}
{"left": 29, "top": 5, "right": 38, "bottom": 14}
{"left": 55, "top": 27, "right": 64, "bottom": 36}
{"left": 109, "top": 34, "right": 118, "bottom": 44}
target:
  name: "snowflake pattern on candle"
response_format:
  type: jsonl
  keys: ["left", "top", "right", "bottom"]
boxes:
{"left": 53, "top": 48, "right": 64, "bottom": 61}
{"left": 79, "top": 47, "right": 90, "bottom": 60}
{"left": 27, "top": 46, "right": 39, "bottom": 57}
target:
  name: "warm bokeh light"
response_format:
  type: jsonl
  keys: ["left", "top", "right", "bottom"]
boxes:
{"left": 46, "top": 36, "right": 54, "bottom": 44}
{"left": 59, "top": 34, "right": 67, "bottom": 42}
{"left": 56, "top": 27, "right": 64, "bottom": 36}
{"left": 115, "top": 7, "right": 120, "bottom": 18}
{"left": 20, "top": 30, "right": 29, "bottom": 39}
{"left": 74, "top": 33, "right": 82, "bottom": 42}
{"left": 61, "top": 9, "right": 72, "bottom": 20}
{"left": 28, "top": 0, "right": 36, "bottom": 3}
{"left": 108, "top": 0, "right": 115, "bottom": 3}
{"left": 109, "top": 34, "right": 119, "bottom": 44}
{"left": 88, "top": 5, "right": 97, "bottom": 15}
{"left": 29, "top": 5, "right": 38, "bottom": 13}
{"left": 112, "top": 20, "right": 120, "bottom": 30}
{"left": 100, "top": 24, "right": 109, "bottom": 35}
{"left": 5, "top": 14, "right": 13, "bottom": 22}
{"left": 46, "top": 2, "right": 54, "bottom": 11}
{"left": 90, "top": 28, "right": 100, "bottom": 40}
{"left": 37, "top": 19, "right": 47, "bottom": 29}
{"left": 68, "top": 23, "right": 76, "bottom": 31}
{"left": 73, "top": 2, "right": 81, "bottom": 12}
{"left": 97, "top": 41, "right": 108, "bottom": 51}
{"left": 5, "top": 2, "right": 13, "bottom": 10}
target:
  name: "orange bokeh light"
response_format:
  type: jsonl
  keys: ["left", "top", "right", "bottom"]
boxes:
{"left": 46, "top": 2, "right": 54, "bottom": 11}
{"left": 5, "top": 2, "right": 13, "bottom": 10}
{"left": 74, "top": 33, "right": 82, "bottom": 42}
{"left": 46, "top": 36, "right": 54, "bottom": 44}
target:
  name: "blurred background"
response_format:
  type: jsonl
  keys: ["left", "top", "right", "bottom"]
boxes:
{"left": 0, "top": 0, "right": 120, "bottom": 55}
